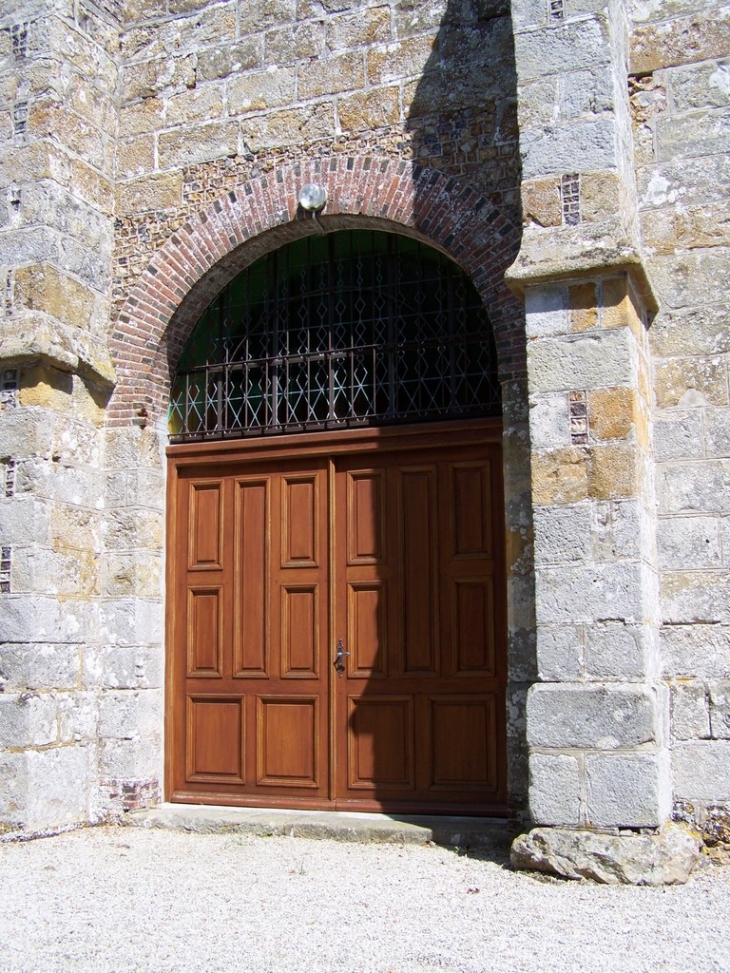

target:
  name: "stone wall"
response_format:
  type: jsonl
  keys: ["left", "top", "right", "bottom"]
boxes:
{"left": 0, "top": 0, "right": 728, "bottom": 842}
{"left": 629, "top": 0, "right": 730, "bottom": 837}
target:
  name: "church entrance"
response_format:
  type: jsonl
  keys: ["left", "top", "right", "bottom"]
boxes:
{"left": 165, "top": 230, "right": 507, "bottom": 814}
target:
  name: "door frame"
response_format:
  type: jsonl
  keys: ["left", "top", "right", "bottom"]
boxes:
{"left": 165, "top": 417, "right": 508, "bottom": 812}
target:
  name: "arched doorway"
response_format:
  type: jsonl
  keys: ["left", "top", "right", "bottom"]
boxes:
{"left": 166, "top": 229, "right": 508, "bottom": 814}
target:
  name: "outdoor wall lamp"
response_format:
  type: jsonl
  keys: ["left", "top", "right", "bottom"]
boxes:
{"left": 298, "top": 182, "right": 327, "bottom": 212}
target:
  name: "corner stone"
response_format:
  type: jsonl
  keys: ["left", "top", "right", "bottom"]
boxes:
{"left": 510, "top": 823, "right": 701, "bottom": 885}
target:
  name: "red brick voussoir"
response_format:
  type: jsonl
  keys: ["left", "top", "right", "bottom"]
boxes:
{"left": 108, "top": 157, "right": 525, "bottom": 426}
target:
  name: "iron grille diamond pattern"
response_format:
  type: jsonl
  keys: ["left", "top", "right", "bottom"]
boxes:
{"left": 169, "top": 230, "right": 500, "bottom": 440}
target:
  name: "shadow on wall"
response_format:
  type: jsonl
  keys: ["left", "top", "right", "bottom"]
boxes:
{"left": 359, "top": 0, "right": 536, "bottom": 820}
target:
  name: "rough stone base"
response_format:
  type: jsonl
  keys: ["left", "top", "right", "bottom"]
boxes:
{"left": 511, "top": 823, "right": 701, "bottom": 885}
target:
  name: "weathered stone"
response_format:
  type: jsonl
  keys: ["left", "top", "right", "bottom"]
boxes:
{"left": 673, "top": 740, "right": 730, "bottom": 800}
{"left": 521, "top": 177, "right": 562, "bottom": 228}
{"left": 338, "top": 86, "right": 400, "bottom": 132}
{"left": 709, "top": 682, "right": 730, "bottom": 739}
{"left": 631, "top": 9, "right": 730, "bottom": 73}
{"left": 529, "top": 753, "right": 581, "bottom": 826}
{"left": 527, "top": 683, "right": 658, "bottom": 749}
{"left": 158, "top": 121, "right": 239, "bottom": 169}
{"left": 511, "top": 823, "right": 701, "bottom": 885}
{"left": 672, "top": 681, "right": 711, "bottom": 740}
{"left": 658, "top": 516, "right": 722, "bottom": 570}
{"left": 299, "top": 51, "right": 365, "bottom": 98}
{"left": 227, "top": 68, "right": 297, "bottom": 115}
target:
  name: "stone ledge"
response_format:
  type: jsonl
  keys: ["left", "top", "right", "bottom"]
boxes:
{"left": 505, "top": 220, "right": 659, "bottom": 315}
{"left": 0, "top": 315, "right": 116, "bottom": 389}
{"left": 511, "top": 823, "right": 702, "bottom": 885}
{"left": 127, "top": 804, "right": 513, "bottom": 853}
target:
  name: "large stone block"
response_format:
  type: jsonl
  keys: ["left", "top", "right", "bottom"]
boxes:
{"left": 648, "top": 250, "right": 730, "bottom": 310}
{"left": 366, "top": 34, "right": 436, "bottom": 86}
{"left": 0, "top": 692, "right": 58, "bottom": 747}
{"left": 637, "top": 156, "right": 730, "bottom": 212}
{"left": 705, "top": 408, "right": 730, "bottom": 458}
{"left": 98, "top": 689, "right": 161, "bottom": 740}
{"left": 243, "top": 102, "right": 335, "bottom": 152}
{"left": 83, "top": 646, "right": 164, "bottom": 690}
{"left": 654, "top": 357, "right": 729, "bottom": 409}
{"left": 197, "top": 39, "right": 262, "bottom": 82}
{"left": 524, "top": 285, "right": 569, "bottom": 339}
{"left": 520, "top": 117, "right": 616, "bottom": 179}
{"left": 514, "top": 17, "right": 609, "bottom": 81}
{"left": 0, "top": 595, "right": 97, "bottom": 643}
{"left": 536, "top": 561, "right": 645, "bottom": 626}
{"left": 671, "top": 681, "right": 710, "bottom": 740}
{"left": 532, "top": 502, "right": 592, "bottom": 565}
{"left": 673, "top": 740, "right": 730, "bottom": 800}
{"left": 527, "top": 683, "right": 659, "bottom": 749}
{"left": 529, "top": 392, "right": 571, "bottom": 449}
{"left": 99, "top": 734, "right": 161, "bottom": 780}
{"left": 98, "top": 599, "right": 163, "bottom": 646}
{"left": 658, "top": 516, "right": 722, "bottom": 570}
{"left": 585, "top": 622, "right": 651, "bottom": 681}
{"left": 658, "top": 460, "right": 730, "bottom": 515}
{"left": 661, "top": 623, "right": 730, "bottom": 679}
{"left": 511, "top": 823, "right": 700, "bottom": 885}
{"left": 654, "top": 412, "right": 704, "bottom": 462}
{"left": 227, "top": 67, "right": 297, "bottom": 114}
{"left": 338, "top": 86, "right": 400, "bottom": 132}
{"left": 326, "top": 6, "right": 390, "bottom": 51}
{"left": 116, "top": 172, "right": 184, "bottom": 216}
{"left": 529, "top": 753, "right": 581, "bottom": 825}
{"left": 0, "top": 643, "right": 80, "bottom": 691}
{"left": 528, "top": 329, "right": 636, "bottom": 394}
{"left": 585, "top": 751, "right": 671, "bottom": 828}
{"left": 57, "top": 691, "right": 99, "bottom": 744}
{"left": 158, "top": 120, "right": 239, "bottom": 169}
{"left": 165, "top": 83, "right": 225, "bottom": 126}
{"left": 631, "top": 8, "right": 730, "bottom": 73}
{"left": 299, "top": 50, "right": 365, "bottom": 98}
{"left": 710, "top": 682, "right": 730, "bottom": 739}
{"left": 536, "top": 624, "right": 582, "bottom": 681}
{"left": 23, "top": 745, "right": 94, "bottom": 830}
{"left": 662, "top": 570, "right": 730, "bottom": 624}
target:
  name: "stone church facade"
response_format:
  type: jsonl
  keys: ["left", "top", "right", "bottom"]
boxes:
{"left": 0, "top": 0, "right": 728, "bottom": 867}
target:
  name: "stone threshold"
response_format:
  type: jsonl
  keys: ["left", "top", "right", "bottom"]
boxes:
{"left": 127, "top": 804, "right": 512, "bottom": 852}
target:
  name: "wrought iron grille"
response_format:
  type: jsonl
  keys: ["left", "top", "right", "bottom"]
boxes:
{"left": 169, "top": 230, "right": 501, "bottom": 441}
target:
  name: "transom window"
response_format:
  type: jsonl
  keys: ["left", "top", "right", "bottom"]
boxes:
{"left": 168, "top": 230, "right": 500, "bottom": 441}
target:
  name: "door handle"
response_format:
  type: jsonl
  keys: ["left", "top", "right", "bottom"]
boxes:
{"left": 334, "top": 638, "right": 350, "bottom": 676}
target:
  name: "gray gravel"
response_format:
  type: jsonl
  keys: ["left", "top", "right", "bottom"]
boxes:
{"left": 1, "top": 826, "right": 729, "bottom": 973}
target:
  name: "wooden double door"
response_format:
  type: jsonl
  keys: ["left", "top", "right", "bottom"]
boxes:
{"left": 167, "top": 422, "right": 507, "bottom": 814}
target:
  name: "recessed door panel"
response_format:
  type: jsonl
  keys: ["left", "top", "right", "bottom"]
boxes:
{"left": 348, "top": 582, "right": 387, "bottom": 678}
{"left": 188, "top": 481, "right": 223, "bottom": 569}
{"left": 187, "top": 587, "right": 223, "bottom": 677}
{"left": 452, "top": 463, "right": 492, "bottom": 558}
{"left": 454, "top": 578, "right": 495, "bottom": 674}
{"left": 429, "top": 696, "right": 497, "bottom": 790}
{"left": 347, "top": 696, "right": 414, "bottom": 789}
{"left": 348, "top": 470, "right": 386, "bottom": 563}
{"left": 400, "top": 468, "right": 438, "bottom": 674}
{"left": 282, "top": 476, "right": 318, "bottom": 567}
{"left": 186, "top": 696, "right": 243, "bottom": 781}
{"left": 234, "top": 478, "right": 269, "bottom": 676}
{"left": 257, "top": 697, "right": 319, "bottom": 787}
{"left": 282, "top": 585, "right": 319, "bottom": 677}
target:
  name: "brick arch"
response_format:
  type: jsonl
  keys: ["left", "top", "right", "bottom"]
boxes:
{"left": 109, "top": 157, "right": 524, "bottom": 426}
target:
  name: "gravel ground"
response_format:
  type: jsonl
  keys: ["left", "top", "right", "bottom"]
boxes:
{"left": 1, "top": 826, "right": 729, "bottom": 973}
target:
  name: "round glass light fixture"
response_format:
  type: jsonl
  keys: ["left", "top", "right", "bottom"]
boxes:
{"left": 298, "top": 182, "right": 327, "bottom": 212}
